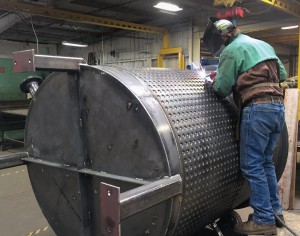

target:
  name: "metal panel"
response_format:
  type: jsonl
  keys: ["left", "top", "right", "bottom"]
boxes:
{"left": 26, "top": 66, "right": 180, "bottom": 236}
{"left": 127, "top": 68, "right": 242, "bottom": 235}
{"left": 100, "top": 183, "right": 120, "bottom": 236}
{"left": 12, "top": 49, "right": 86, "bottom": 72}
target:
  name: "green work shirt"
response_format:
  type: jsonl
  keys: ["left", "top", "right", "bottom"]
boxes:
{"left": 212, "top": 34, "right": 287, "bottom": 97}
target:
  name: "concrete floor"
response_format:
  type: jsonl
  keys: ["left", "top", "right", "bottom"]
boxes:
{"left": 235, "top": 162, "right": 300, "bottom": 236}
{"left": 0, "top": 149, "right": 300, "bottom": 236}
{"left": 236, "top": 208, "right": 300, "bottom": 236}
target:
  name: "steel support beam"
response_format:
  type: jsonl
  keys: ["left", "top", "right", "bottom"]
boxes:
{"left": 258, "top": 34, "right": 299, "bottom": 43}
{"left": 100, "top": 175, "right": 182, "bottom": 236}
{"left": 260, "top": 0, "right": 300, "bottom": 18}
{"left": 12, "top": 49, "right": 86, "bottom": 72}
{"left": 0, "top": 12, "right": 30, "bottom": 33}
{"left": 213, "top": 0, "right": 239, "bottom": 7}
{"left": 119, "top": 175, "right": 182, "bottom": 220}
{"left": 0, "top": 0, "right": 167, "bottom": 34}
{"left": 0, "top": 152, "right": 27, "bottom": 169}
{"left": 158, "top": 47, "right": 185, "bottom": 70}
{"left": 22, "top": 157, "right": 150, "bottom": 186}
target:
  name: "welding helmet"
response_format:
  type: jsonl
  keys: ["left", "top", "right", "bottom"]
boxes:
{"left": 203, "top": 17, "right": 225, "bottom": 57}
{"left": 214, "top": 19, "right": 235, "bottom": 35}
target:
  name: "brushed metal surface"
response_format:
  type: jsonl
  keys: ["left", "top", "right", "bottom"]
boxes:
{"left": 24, "top": 66, "right": 287, "bottom": 236}
{"left": 128, "top": 68, "right": 242, "bottom": 235}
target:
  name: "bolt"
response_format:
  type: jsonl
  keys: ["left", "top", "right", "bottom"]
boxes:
{"left": 127, "top": 101, "right": 133, "bottom": 109}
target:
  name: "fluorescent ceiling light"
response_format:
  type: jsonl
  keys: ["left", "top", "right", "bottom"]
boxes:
{"left": 62, "top": 41, "right": 88, "bottom": 47}
{"left": 281, "top": 25, "right": 299, "bottom": 30}
{"left": 154, "top": 2, "right": 183, "bottom": 12}
{"left": 158, "top": 9, "right": 178, "bottom": 15}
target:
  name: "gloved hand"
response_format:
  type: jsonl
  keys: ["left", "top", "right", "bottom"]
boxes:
{"left": 205, "top": 71, "right": 217, "bottom": 84}
{"left": 209, "top": 71, "right": 217, "bottom": 81}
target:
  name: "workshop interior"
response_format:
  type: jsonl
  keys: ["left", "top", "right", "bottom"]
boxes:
{"left": 0, "top": 0, "right": 299, "bottom": 235}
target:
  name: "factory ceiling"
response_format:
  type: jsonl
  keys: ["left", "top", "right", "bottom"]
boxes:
{"left": 0, "top": 0, "right": 299, "bottom": 50}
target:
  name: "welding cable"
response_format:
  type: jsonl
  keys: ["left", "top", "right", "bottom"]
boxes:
{"left": 243, "top": 0, "right": 276, "bottom": 16}
{"left": 274, "top": 214, "right": 299, "bottom": 236}
{"left": 30, "top": 14, "right": 39, "bottom": 54}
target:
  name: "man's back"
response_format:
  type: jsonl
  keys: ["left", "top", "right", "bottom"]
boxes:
{"left": 222, "top": 34, "right": 279, "bottom": 73}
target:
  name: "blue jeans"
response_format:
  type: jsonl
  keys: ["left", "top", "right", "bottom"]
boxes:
{"left": 240, "top": 102, "right": 285, "bottom": 225}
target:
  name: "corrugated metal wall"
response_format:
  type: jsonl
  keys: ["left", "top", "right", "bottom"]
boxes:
{"left": 66, "top": 20, "right": 193, "bottom": 69}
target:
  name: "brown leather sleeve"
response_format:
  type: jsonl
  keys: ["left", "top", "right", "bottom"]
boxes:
{"left": 236, "top": 60, "right": 284, "bottom": 105}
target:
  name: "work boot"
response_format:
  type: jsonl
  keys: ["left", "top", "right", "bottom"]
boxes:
{"left": 248, "top": 213, "right": 285, "bottom": 228}
{"left": 234, "top": 220, "right": 277, "bottom": 235}
{"left": 274, "top": 214, "right": 285, "bottom": 228}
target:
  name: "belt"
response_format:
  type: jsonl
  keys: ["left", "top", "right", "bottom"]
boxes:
{"left": 243, "top": 96, "right": 284, "bottom": 107}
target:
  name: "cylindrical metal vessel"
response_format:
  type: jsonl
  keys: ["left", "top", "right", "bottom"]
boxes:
{"left": 25, "top": 66, "right": 287, "bottom": 236}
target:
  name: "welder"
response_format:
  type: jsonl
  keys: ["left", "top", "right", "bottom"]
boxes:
{"left": 204, "top": 17, "right": 287, "bottom": 235}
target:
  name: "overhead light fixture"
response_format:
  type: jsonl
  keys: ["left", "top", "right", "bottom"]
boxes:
{"left": 154, "top": 2, "right": 183, "bottom": 12}
{"left": 158, "top": 9, "right": 178, "bottom": 15}
{"left": 281, "top": 25, "right": 299, "bottom": 30}
{"left": 62, "top": 41, "right": 88, "bottom": 47}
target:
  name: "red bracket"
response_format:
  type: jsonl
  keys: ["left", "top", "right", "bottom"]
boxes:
{"left": 100, "top": 182, "right": 120, "bottom": 236}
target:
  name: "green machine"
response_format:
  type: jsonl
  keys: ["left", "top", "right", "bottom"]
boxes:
{"left": 0, "top": 58, "right": 46, "bottom": 150}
